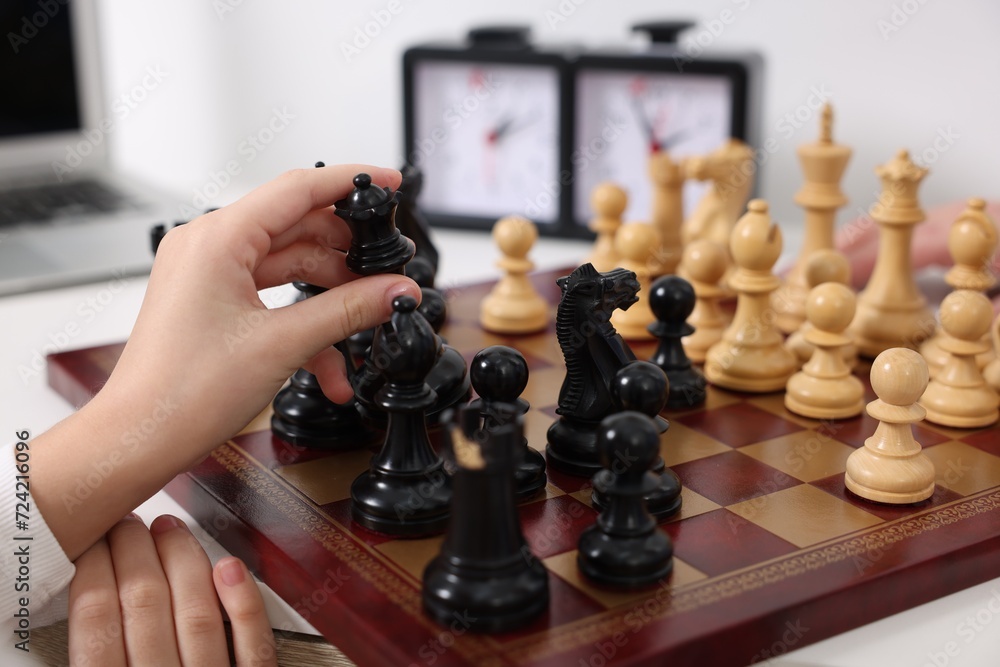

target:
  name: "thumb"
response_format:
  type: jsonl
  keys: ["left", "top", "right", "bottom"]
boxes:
{"left": 272, "top": 274, "right": 420, "bottom": 357}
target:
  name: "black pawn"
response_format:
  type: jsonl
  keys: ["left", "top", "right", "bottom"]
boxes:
{"left": 422, "top": 403, "right": 548, "bottom": 632}
{"left": 350, "top": 296, "right": 451, "bottom": 536}
{"left": 594, "top": 361, "right": 683, "bottom": 520}
{"left": 468, "top": 346, "right": 547, "bottom": 499}
{"left": 271, "top": 282, "right": 376, "bottom": 449}
{"left": 648, "top": 275, "right": 707, "bottom": 409}
{"left": 578, "top": 411, "right": 674, "bottom": 588}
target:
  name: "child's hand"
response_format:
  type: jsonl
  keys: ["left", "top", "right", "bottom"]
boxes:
{"left": 34, "top": 164, "right": 420, "bottom": 560}
{"left": 69, "top": 514, "right": 276, "bottom": 666}
{"left": 107, "top": 164, "right": 420, "bottom": 452}
{"left": 836, "top": 199, "right": 1000, "bottom": 290}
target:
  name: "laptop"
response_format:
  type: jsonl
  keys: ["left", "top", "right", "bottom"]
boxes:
{"left": 0, "top": 0, "right": 180, "bottom": 296}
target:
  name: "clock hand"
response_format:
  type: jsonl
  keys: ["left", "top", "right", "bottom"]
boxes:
{"left": 659, "top": 129, "right": 689, "bottom": 150}
{"left": 629, "top": 95, "right": 660, "bottom": 153}
{"left": 488, "top": 115, "right": 537, "bottom": 144}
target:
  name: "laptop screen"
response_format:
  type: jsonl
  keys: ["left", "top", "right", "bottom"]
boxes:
{"left": 1, "top": 1, "right": 81, "bottom": 139}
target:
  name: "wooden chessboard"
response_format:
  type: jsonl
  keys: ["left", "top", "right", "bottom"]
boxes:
{"left": 47, "top": 269, "right": 1000, "bottom": 666}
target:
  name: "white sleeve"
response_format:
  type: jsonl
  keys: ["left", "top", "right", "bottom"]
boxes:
{"left": 0, "top": 441, "right": 75, "bottom": 636}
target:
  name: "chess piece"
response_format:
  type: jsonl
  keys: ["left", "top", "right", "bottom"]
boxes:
{"left": 772, "top": 104, "right": 851, "bottom": 333}
{"left": 844, "top": 348, "right": 935, "bottom": 504}
{"left": 920, "top": 198, "right": 998, "bottom": 376}
{"left": 546, "top": 264, "right": 639, "bottom": 476}
{"left": 850, "top": 150, "right": 935, "bottom": 357}
{"left": 350, "top": 296, "right": 451, "bottom": 536}
{"left": 578, "top": 411, "right": 674, "bottom": 588}
{"left": 785, "top": 283, "right": 865, "bottom": 419}
{"left": 592, "top": 361, "right": 683, "bottom": 520}
{"left": 405, "top": 255, "right": 437, "bottom": 289}
{"left": 784, "top": 249, "right": 857, "bottom": 368}
{"left": 610, "top": 223, "right": 659, "bottom": 340}
{"left": 705, "top": 200, "right": 797, "bottom": 392}
{"left": 679, "top": 239, "right": 729, "bottom": 363}
{"left": 396, "top": 164, "right": 439, "bottom": 281}
{"left": 648, "top": 150, "right": 684, "bottom": 276}
{"left": 340, "top": 174, "right": 470, "bottom": 426}
{"left": 334, "top": 170, "right": 413, "bottom": 357}
{"left": 271, "top": 282, "right": 377, "bottom": 449}
{"left": 480, "top": 216, "right": 549, "bottom": 334}
{"left": 985, "top": 314, "right": 1000, "bottom": 393}
{"left": 585, "top": 183, "right": 626, "bottom": 272}
{"left": 423, "top": 403, "right": 549, "bottom": 632}
{"left": 468, "top": 346, "right": 547, "bottom": 499}
{"left": 920, "top": 290, "right": 999, "bottom": 428}
{"left": 681, "top": 138, "right": 755, "bottom": 249}
{"left": 648, "top": 275, "right": 707, "bottom": 409}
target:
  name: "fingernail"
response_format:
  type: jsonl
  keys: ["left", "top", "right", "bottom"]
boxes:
{"left": 150, "top": 514, "right": 184, "bottom": 535}
{"left": 218, "top": 558, "right": 246, "bottom": 587}
{"left": 388, "top": 279, "right": 419, "bottom": 300}
{"left": 126, "top": 512, "right": 142, "bottom": 522}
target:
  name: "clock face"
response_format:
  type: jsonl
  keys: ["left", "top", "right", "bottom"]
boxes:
{"left": 411, "top": 61, "right": 562, "bottom": 225}
{"left": 573, "top": 69, "right": 733, "bottom": 226}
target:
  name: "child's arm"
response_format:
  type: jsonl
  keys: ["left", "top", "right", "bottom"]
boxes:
{"left": 30, "top": 164, "right": 420, "bottom": 561}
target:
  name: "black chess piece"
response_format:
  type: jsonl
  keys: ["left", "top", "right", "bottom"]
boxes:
{"left": 335, "top": 172, "right": 469, "bottom": 426}
{"left": 546, "top": 264, "right": 640, "bottom": 477}
{"left": 592, "top": 361, "right": 683, "bottom": 520}
{"left": 648, "top": 275, "right": 707, "bottom": 409}
{"left": 404, "top": 253, "right": 437, "bottom": 289}
{"left": 271, "top": 282, "right": 377, "bottom": 449}
{"left": 578, "top": 411, "right": 674, "bottom": 588}
{"left": 422, "top": 403, "right": 549, "bottom": 632}
{"left": 468, "top": 346, "right": 546, "bottom": 499}
{"left": 417, "top": 285, "right": 447, "bottom": 333}
{"left": 397, "top": 164, "right": 439, "bottom": 281}
{"left": 334, "top": 171, "right": 414, "bottom": 357}
{"left": 350, "top": 296, "right": 451, "bottom": 536}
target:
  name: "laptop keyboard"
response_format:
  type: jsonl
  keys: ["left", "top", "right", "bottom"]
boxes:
{"left": 0, "top": 180, "right": 132, "bottom": 227}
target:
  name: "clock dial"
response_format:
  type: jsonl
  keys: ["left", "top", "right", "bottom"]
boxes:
{"left": 573, "top": 70, "right": 733, "bottom": 226}
{"left": 412, "top": 61, "right": 561, "bottom": 225}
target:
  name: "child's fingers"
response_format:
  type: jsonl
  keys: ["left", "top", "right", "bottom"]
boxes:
{"left": 106, "top": 514, "right": 182, "bottom": 666}
{"left": 150, "top": 515, "right": 230, "bottom": 666}
{"left": 213, "top": 558, "right": 277, "bottom": 667}
{"left": 303, "top": 346, "right": 352, "bottom": 403}
{"left": 266, "top": 207, "right": 351, "bottom": 256}
{"left": 68, "top": 537, "right": 128, "bottom": 667}
{"left": 226, "top": 164, "right": 401, "bottom": 242}
{"left": 270, "top": 274, "right": 419, "bottom": 357}
{"left": 252, "top": 242, "right": 354, "bottom": 291}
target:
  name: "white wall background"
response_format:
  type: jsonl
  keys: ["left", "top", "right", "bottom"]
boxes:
{"left": 96, "top": 0, "right": 1000, "bottom": 231}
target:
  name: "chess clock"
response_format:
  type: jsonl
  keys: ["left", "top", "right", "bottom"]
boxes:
{"left": 571, "top": 22, "right": 762, "bottom": 229}
{"left": 403, "top": 27, "right": 572, "bottom": 233}
{"left": 402, "top": 23, "right": 760, "bottom": 237}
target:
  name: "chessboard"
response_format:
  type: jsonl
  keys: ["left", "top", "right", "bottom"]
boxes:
{"left": 47, "top": 268, "right": 1000, "bottom": 667}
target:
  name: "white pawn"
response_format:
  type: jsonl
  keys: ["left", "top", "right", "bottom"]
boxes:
{"left": 705, "top": 200, "right": 796, "bottom": 392}
{"left": 784, "top": 249, "right": 857, "bottom": 369}
{"left": 585, "top": 183, "right": 627, "bottom": 273}
{"left": 921, "top": 290, "right": 999, "bottom": 428}
{"left": 921, "top": 198, "right": 998, "bottom": 376}
{"left": 480, "top": 216, "right": 549, "bottom": 334}
{"left": 785, "top": 283, "right": 864, "bottom": 419}
{"left": 610, "top": 223, "right": 658, "bottom": 341}
{"left": 845, "top": 348, "right": 935, "bottom": 504}
{"left": 680, "top": 239, "right": 729, "bottom": 364}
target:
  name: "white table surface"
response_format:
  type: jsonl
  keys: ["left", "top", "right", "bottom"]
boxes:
{"left": 2, "top": 227, "right": 999, "bottom": 666}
